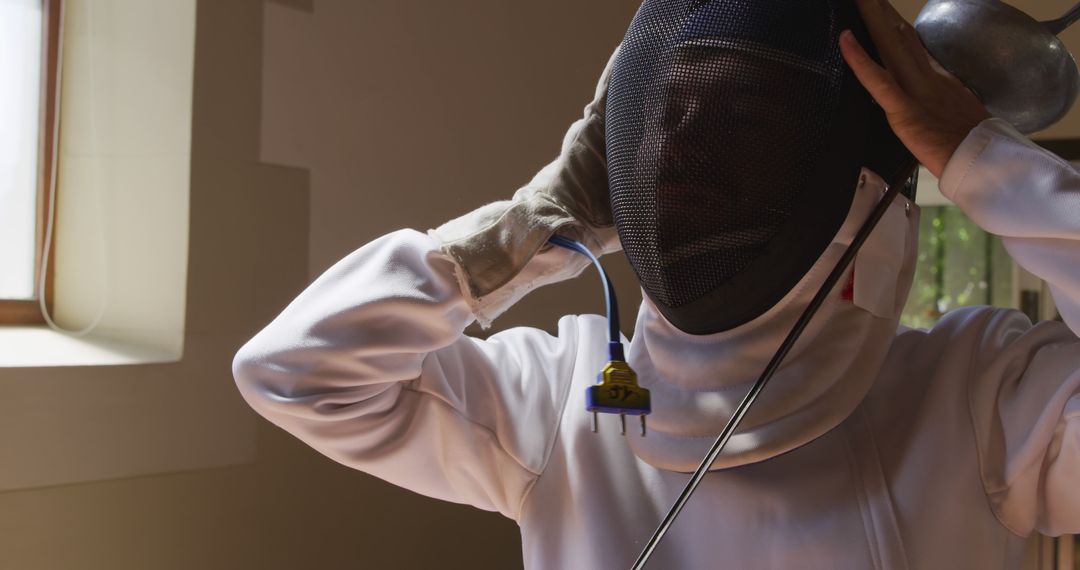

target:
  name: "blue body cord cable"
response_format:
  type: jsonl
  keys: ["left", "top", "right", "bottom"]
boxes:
{"left": 547, "top": 234, "right": 623, "bottom": 358}
{"left": 547, "top": 234, "right": 650, "bottom": 436}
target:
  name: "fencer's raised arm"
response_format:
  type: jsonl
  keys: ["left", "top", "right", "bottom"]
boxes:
{"left": 233, "top": 231, "right": 572, "bottom": 518}
{"left": 940, "top": 119, "right": 1080, "bottom": 331}
{"left": 231, "top": 50, "right": 619, "bottom": 519}
{"left": 939, "top": 118, "right": 1080, "bottom": 536}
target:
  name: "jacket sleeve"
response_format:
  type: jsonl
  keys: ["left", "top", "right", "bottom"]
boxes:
{"left": 939, "top": 118, "right": 1080, "bottom": 536}
{"left": 231, "top": 229, "right": 581, "bottom": 520}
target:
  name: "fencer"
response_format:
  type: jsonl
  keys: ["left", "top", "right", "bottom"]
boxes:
{"left": 232, "top": 0, "right": 1080, "bottom": 568}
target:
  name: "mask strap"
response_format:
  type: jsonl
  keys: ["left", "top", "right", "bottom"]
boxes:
{"left": 630, "top": 176, "right": 907, "bottom": 570}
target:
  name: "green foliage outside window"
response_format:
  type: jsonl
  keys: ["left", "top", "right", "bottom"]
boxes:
{"left": 901, "top": 206, "right": 1012, "bottom": 330}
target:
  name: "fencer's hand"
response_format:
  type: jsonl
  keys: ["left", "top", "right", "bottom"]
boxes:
{"left": 840, "top": 0, "right": 991, "bottom": 179}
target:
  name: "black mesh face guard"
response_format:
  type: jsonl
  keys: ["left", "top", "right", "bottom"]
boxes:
{"left": 607, "top": 0, "right": 915, "bottom": 335}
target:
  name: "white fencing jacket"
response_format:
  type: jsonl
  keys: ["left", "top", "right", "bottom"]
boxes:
{"left": 234, "top": 119, "right": 1080, "bottom": 569}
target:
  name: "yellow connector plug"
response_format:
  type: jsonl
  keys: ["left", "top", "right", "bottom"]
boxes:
{"left": 586, "top": 360, "right": 652, "bottom": 436}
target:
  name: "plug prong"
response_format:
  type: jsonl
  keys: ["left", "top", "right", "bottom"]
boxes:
{"left": 586, "top": 359, "right": 650, "bottom": 437}
{"left": 640, "top": 415, "right": 647, "bottom": 437}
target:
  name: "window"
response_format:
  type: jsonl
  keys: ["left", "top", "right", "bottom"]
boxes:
{"left": 900, "top": 157, "right": 1074, "bottom": 330}
{"left": 0, "top": 0, "right": 60, "bottom": 325}
{"left": 901, "top": 203, "right": 1014, "bottom": 330}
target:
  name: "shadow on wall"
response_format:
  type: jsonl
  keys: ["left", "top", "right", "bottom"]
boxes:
{"left": 260, "top": 0, "right": 644, "bottom": 339}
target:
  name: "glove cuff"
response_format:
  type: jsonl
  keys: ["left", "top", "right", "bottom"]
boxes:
{"left": 430, "top": 194, "right": 617, "bottom": 328}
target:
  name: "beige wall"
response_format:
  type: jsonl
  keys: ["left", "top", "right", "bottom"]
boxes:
{"left": 2, "top": 1, "right": 1079, "bottom": 569}
{"left": 260, "top": 0, "right": 644, "bottom": 337}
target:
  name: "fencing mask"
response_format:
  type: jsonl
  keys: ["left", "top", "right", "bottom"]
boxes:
{"left": 607, "top": 0, "right": 917, "bottom": 335}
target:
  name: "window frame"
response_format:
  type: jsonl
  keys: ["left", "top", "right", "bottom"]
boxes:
{"left": 0, "top": 0, "right": 61, "bottom": 325}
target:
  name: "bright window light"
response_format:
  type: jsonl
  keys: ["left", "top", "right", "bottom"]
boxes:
{"left": 0, "top": 0, "right": 44, "bottom": 301}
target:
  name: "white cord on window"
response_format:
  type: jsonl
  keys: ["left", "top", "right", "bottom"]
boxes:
{"left": 38, "top": 0, "right": 109, "bottom": 337}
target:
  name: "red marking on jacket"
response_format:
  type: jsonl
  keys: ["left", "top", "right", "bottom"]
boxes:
{"left": 841, "top": 271, "right": 855, "bottom": 301}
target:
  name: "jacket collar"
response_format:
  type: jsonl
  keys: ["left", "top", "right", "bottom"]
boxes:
{"left": 626, "top": 169, "right": 919, "bottom": 472}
